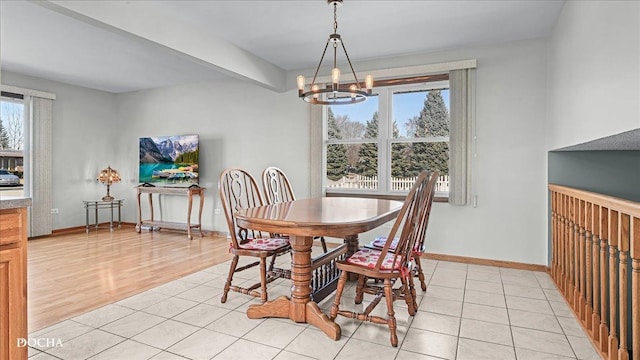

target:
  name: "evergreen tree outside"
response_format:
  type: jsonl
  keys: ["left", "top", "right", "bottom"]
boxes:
{"left": 408, "top": 90, "right": 449, "bottom": 176}
{"left": 326, "top": 108, "right": 348, "bottom": 181}
{"left": 391, "top": 121, "right": 412, "bottom": 177}
{"left": 0, "top": 120, "right": 9, "bottom": 149}
{"left": 356, "top": 111, "right": 378, "bottom": 176}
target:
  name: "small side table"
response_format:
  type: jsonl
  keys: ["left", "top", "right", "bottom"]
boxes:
{"left": 83, "top": 199, "right": 123, "bottom": 232}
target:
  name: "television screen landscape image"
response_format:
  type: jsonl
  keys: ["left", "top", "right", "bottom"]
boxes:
{"left": 139, "top": 134, "right": 199, "bottom": 186}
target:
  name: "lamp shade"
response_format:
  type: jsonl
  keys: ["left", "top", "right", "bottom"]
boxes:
{"left": 97, "top": 166, "right": 121, "bottom": 201}
{"left": 97, "top": 166, "right": 121, "bottom": 185}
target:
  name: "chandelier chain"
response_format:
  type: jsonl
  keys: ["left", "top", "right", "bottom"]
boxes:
{"left": 333, "top": 2, "right": 338, "bottom": 34}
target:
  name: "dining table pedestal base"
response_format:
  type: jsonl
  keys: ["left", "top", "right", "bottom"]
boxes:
{"left": 247, "top": 296, "right": 341, "bottom": 340}
{"left": 246, "top": 235, "right": 341, "bottom": 340}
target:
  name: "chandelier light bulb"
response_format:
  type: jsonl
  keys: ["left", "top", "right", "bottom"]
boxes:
{"left": 312, "top": 84, "right": 320, "bottom": 99}
{"left": 349, "top": 84, "right": 357, "bottom": 98}
{"left": 331, "top": 68, "right": 341, "bottom": 85}
{"left": 365, "top": 75, "right": 374, "bottom": 93}
{"left": 297, "top": 75, "right": 306, "bottom": 91}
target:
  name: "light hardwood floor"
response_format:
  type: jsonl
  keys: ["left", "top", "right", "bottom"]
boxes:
{"left": 27, "top": 227, "right": 231, "bottom": 332}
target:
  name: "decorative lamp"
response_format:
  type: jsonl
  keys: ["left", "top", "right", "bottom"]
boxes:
{"left": 97, "top": 166, "right": 121, "bottom": 201}
{"left": 297, "top": 0, "right": 373, "bottom": 105}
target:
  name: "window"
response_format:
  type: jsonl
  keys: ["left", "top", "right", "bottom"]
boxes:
{"left": 1, "top": 86, "right": 56, "bottom": 236}
{"left": 0, "top": 94, "right": 25, "bottom": 197}
{"left": 324, "top": 80, "right": 450, "bottom": 197}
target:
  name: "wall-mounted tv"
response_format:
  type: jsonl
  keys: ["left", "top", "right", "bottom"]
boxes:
{"left": 139, "top": 134, "right": 199, "bottom": 186}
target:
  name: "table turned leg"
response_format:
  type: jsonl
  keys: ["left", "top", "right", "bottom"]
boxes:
{"left": 109, "top": 201, "right": 114, "bottom": 231}
{"left": 186, "top": 191, "right": 193, "bottom": 240}
{"left": 345, "top": 234, "right": 359, "bottom": 280}
{"left": 136, "top": 192, "right": 142, "bottom": 233}
{"left": 345, "top": 234, "right": 359, "bottom": 256}
{"left": 95, "top": 204, "right": 99, "bottom": 231}
{"left": 198, "top": 190, "right": 204, "bottom": 237}
{"left": 289, "top": 235, "right": 314, "bottom": 321}
{"left": 85, "top": 204, "right": 90, "bottom": 233}
{"left": 246, "top": 235, "right": 341, "bottom": 340}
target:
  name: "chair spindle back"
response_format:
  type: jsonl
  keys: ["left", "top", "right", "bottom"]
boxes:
{"left": 374, "top": 171, "right": 438, "bottom": 272}
{"left": 219, "top": 168, "right": 269, "bottom": 248}
{"left": 262, "top": 166, "right": 296, "bottom": 204}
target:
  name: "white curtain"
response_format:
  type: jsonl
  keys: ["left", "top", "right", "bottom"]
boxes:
{"left": 448, "top": 69, "right": 473, "bottom": 205}
{"left": 309, "top": 105, "right": 323, "bottom": 197}
{"left": 27, "top": 96, "right": 53, "bottom": 237}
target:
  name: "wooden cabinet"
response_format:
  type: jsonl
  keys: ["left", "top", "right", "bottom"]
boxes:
{"left": 0, "top": 205, "right": 29, "bottom": 360}
{"left": 136, "top": 186, "right": 205, "bottom": 240}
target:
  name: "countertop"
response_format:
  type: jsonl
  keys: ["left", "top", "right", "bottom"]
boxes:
{"left": 0, "top": 196, "right": 33, "bottom": 210}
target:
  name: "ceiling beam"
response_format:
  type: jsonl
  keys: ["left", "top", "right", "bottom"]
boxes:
{"left": 38, "top": 0, "right": 287, "bottom": 92}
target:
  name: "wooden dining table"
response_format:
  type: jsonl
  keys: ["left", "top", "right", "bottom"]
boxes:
{"left": 235, "top": 197, "right": 403, "bottom": 340}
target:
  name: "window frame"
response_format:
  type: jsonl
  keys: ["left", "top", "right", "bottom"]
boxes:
{"left": 323, "top": 79, "right": 450, "bottom": 199}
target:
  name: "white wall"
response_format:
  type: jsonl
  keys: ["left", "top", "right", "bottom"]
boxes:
{"left": 547, "top": 0, "right": 640, "bottom": 150}
{"left": 2, "top": 71, "right": 119, "bottom": 230}
{"left": 114, "top": 80, "right": 309, "bottom": 231}
{"left": 339, "top": 39, "right": 549, "bottom": 265}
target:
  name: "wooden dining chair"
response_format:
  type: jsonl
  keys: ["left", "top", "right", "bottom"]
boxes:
{"left": 364, "top": 171, "right": 438, "bottom": 291}
{"left": 329, "top": 171, "right": 438, "bottom": 347}
{"left": 218, "top": 168, "right": 291, "bottom": 303}
{"left": 262, "top": 166, "right": 328, "bottom": 253}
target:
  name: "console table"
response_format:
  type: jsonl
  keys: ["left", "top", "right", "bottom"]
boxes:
{"left": 136, "top": 186, "right": 204, "bottom": 240}
{"left": 83, "top": 199, "right": 123, "bottom": 232}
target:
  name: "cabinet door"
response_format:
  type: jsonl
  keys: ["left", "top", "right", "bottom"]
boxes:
{"left": 0, "top": 246, "right": 27, "bottom": 360}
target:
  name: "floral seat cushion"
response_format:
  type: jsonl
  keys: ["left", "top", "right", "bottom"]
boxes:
{"left": 370, "top": 236, "right": 400, "bottom": 250}
{"left": 237, "top": 237, "right": 289, "bottom": 251}
{"left": 369, "top": 236, "right": 422, "bottom": 252}
{"left": 346, "top": 248, "right": 403, "bottom": 271}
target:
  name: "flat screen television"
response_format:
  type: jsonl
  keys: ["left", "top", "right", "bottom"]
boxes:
{"left": 139, "top": 134, "right": 199, "bottom": 186}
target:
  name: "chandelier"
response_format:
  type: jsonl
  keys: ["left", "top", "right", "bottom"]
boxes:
{"left": 297, "top": 0, "right": 373, "bottom": 105}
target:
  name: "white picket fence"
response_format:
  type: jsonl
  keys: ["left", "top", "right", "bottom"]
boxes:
{"left": 327, "top": 174, "right": 449, "bottom": 192}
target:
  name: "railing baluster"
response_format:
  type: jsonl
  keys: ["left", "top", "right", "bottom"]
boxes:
{"left": 573, "top": 198, "right": 584, "bottom": 310}
{"left": 585, "top": 201, "right": 593, "bottom": 329}
{"left": 557, "top": 194, "right": 567, "bottom": 290}
{"left": 564, "top": 195, "right": 573, "bottom": 298}
{"left": 618, "top": 213, "right": 630, "bottom": 360}
{"left": 565, "top": 193, "right": 570, "bottom": 295}
{"left": 569, "top": 197, "right": 578, "bottom": 308}
{"left": 591, "top": 203, "right": 599, "bottom": 339}
{"left": 608, "top": 209, "right": 619, "bottom": 360}
{"left": 577, "top": 200, "right": 587, "bottom": 325}
{"left": 631, "top": 216, "right": 639, "bottom": 360}
{"left": 552, "top": 192, "right": 558, "bottom": 281}
{"left": 600, "top": 206, "right": 609, "bottom": 353}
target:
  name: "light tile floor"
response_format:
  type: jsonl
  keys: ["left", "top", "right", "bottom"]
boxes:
{"left": 27, "top": 258, "right": 603, "bottom": 360}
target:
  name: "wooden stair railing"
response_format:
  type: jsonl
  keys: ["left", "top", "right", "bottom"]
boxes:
{"left": 549, "top": 184, "right": 639, "bottom": 360}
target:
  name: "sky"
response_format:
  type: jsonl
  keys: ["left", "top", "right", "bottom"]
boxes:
{"left": 330, "top": 90, "right": 450, "bottom": 138}
{"left": 0, "top": 100, "right": 25, "bottom": 150}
